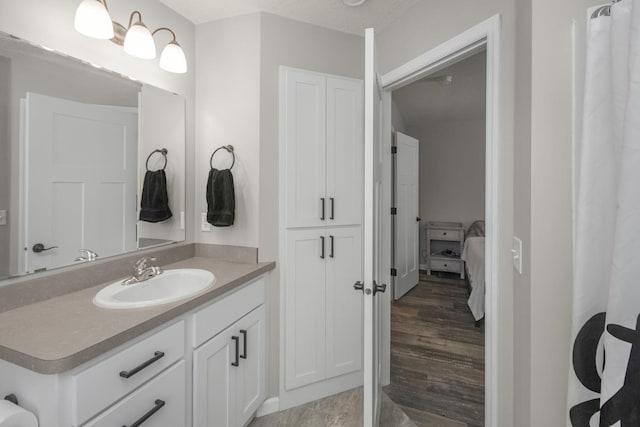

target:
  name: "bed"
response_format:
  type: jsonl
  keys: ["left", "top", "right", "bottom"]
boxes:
{"left": 461, "top": 220, "right": 485, "bottom": 322}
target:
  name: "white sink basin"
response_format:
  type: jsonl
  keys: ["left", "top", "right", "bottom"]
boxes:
{"left": 94, "top": 269, "right": 215, "bottom": 309}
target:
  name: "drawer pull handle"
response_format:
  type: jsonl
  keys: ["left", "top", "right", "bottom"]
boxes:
{"left": 119, "top": 351, "right": 165, "bottom": 379}
{"left": 232, "top": 336, "right": 240, "bottom": 367}
{"left": 240, "top": 329, "right": 248, "bottom": 359}
{"left": 123, "top": 399, "right": 165, "bottom": 427}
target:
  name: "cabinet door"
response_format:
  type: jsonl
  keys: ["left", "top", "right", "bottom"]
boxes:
{"left": 284, "top": 229, "right": 327, "bottom": 390}
{"left": 326, "top": 77, "right": 363, "bottom": 227}
{"left": 236, "top": 305, "right": 266, "bottom": 426}
{"left": 193, "top": 327, "right": 238, "bottom": 427}
{"left": 283, "top": 68, "right": 327, "bottom": 228}
{"left": 325, "top": 226, "right": 363, "bottom": 378}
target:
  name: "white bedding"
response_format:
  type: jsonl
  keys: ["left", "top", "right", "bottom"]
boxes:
{"left": 461, "top": 236, "right": 485, "bottom": 321}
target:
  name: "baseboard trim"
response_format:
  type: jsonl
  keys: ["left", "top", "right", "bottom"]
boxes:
{"left": 256, "top": 397, "right": 280, "bottom": 417}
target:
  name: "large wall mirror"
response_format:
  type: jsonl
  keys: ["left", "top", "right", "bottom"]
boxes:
{"left": 0, "top": 32, "right": 186, "bottom": 281}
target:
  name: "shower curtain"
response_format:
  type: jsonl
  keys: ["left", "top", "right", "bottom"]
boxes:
{"left": 568, "top": 0, "right": 640, "bottom": 425}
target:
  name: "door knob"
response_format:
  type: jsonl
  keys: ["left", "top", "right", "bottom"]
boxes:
{"left": 373, "top": 281, "right": 387, "bottom": 295}
{"left": 353, "top": 281, "right": 364, "bottom": 293}
{"left": 416, "top": 217, "right": 421, "bottom": 222}
{"left": 32, "top": 243, "right": 58, "bottom": 253}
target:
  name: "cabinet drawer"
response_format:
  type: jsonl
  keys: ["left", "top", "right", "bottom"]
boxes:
{"left": 429, "top": 258, "right": 462, "bottom": 273}
{"left": 428, "top": 229, "right": 462, "bottom": 241}
{"left": 72, "top": 321, "right": 185, "bottom": 425}
{"left": 192, "top": 276, "right": 266, "bottom": 348}
{"left": 84, "top": 360, "right": 186, "bottom": 427}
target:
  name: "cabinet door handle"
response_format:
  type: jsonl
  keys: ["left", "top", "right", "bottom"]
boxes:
{"left": 329, "top": 235, "right": 334, "bottom": 258}
{"left": 320, "top": 236, "right": 325, "bottom": 259}
{"left": 119, "top": 351, "right": 165, "bottom": 379}
{"left": 330, "top": 198, "right": 335, "bottom": 220}
{"left": 320, "top": 198, "right": 325, "bottom": 220}
{"left": 240, "top": 330, "right": 248, "bottom": 359}
{"left": 123, "top": 399, "right": 165, "bottom": 427}
{"left": 231, "top": 336, "right": 240, "bottom": 367}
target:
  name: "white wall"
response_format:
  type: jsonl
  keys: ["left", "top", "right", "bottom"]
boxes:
{"left": 0, "top": 56, "right": 9, "bottom": 279}
{"left": 407, "top": 119, "right": 485, "bottom": 227}
{"left": 391, "top": 101, "right": 406, "bottom": 133}
{"left": 195, "top": 14, "right": 261, "bottom": 248}
{"left": 0, "top": 0, "right": 196, "bottom": 251}
{"left": 258, "top": 11, "right": 364, "bottom": 398}
{"left": 377, "top": 1, "right": 516, "bottom": 425}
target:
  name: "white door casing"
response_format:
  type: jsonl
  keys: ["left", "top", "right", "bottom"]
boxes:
{"left": 363, "top": 27, "right": 384, "bottom": 427}
{"left": 25, "top": 92, "right": 137, "bottom": 272}
{"left": 394, "top": 132, "right": 420, "bottom": 299}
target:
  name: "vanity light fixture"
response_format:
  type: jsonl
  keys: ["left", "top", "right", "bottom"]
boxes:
{"left": 342, "top": 0, "right": 368, "bottom": 6}
{"left": 74, "top": 0, "right": 187, "bottom": 73}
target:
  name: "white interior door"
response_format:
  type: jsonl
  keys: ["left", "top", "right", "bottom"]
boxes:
{"left": 25, "top": 92, "right": 137, "bottom": 272}
{"left": 394, "top": 132, "right": 419, "bottom": 299}
{"left": 363, "top": 27, "right": 384, "bottom": 427}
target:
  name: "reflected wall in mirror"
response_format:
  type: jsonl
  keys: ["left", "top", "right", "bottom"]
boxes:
{"left": 0, "top": 32, "right": 186, "bottom": 280}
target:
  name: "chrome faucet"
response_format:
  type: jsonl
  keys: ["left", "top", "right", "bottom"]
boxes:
{"left": 122, "top": 256, "right": 163, "bottom": 285}
{"left": 75, "top": 249, "right": 98, "bottom": 262}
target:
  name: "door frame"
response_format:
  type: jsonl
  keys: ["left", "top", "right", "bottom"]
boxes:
{"left": 378, "top": 15, "right": 501, "bottom": 427}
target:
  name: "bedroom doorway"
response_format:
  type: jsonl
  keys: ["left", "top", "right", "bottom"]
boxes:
{"left": 386, "top": 49, "right": 487, "bottom": 426}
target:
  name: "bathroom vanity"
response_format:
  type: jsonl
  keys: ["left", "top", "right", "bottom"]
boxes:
{"left": 0, "top": 257, "right": 274, "bottom": 427}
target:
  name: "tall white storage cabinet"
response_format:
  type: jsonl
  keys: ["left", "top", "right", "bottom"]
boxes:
{"left": 280, "top": 67, "right": 364, "bottom": 408}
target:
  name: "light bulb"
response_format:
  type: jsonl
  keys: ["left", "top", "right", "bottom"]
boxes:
{"left": 74, "top": 0, "right": 114, "bottom": 40}
{"left": 124, "top": 22, "right": 156, "bottom": 59}
{"left": 159, "top": 41, "right": 187, "bottom": 74}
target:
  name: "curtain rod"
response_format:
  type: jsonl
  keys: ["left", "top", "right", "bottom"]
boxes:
{"left": 591, "top": 0, "right": 622, "bottom": 19}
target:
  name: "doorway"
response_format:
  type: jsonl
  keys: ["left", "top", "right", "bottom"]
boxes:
{"left": 376, "top": 15, "right": 501, "bottom": 427}
{"left": 387, "top": 50, "right": 487, "bottom": 426}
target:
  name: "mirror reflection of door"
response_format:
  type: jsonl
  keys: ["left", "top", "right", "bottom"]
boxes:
{"left": 393, "top": 132, "right": 419, "bottom": 299}
{"left": 24, "top": 92, "right": 138, "bottom": 272}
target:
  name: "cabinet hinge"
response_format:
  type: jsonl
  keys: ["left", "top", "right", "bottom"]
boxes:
{"left": 391, "top": 207, "right": 397, "bottom": 215}
{"left": 390, "top": 268, "right": 397, "bottom": 277}
{"left": 391, "top": 146, "right": 397, "bottom": 154}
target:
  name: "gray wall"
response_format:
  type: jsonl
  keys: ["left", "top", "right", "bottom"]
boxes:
{"left": 258, "top": 11, "right": 364, "bottom": 398}
{"left": 0, "top": 56, "right": 9, "bottom": 279}
{"left": 407, "top": 119, "right": 485, "bottom": 227}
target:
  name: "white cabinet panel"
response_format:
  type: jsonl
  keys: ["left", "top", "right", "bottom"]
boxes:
{"left": 283, "top": 69, "right": 327, "bottom": 228}
{"left": 236, "top": 305, "right": 266, "bottom": 426}
{"left": 285, "top": 229, "right": 327, "bottom": 390}
{"left": 84, "top": 361, "right": 186, "bottom": 427}
{"left": 325, "top": 226, "right": 363, "bottom": 378}
{"left": 326, "top": 77, "right": 364, "bottom": 227}
{"left": 193, "top": 325, "right": 237, "bottom": 427}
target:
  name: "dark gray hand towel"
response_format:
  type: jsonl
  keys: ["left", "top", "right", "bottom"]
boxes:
{"left": 207, "top": 168, "right": 235, "bottom": 227}
{"left": 139, "top": 170, "right": 172, "bottom": 223}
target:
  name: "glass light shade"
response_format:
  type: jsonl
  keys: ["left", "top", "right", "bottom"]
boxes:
{"left": 123, "top": 23, "right": 156, "bottom": 59}
{"left": 159, "top": 41, "right": 187, "bottom": 74}
{"left": 74, "top": 0, "right": 114, "bottom": 39}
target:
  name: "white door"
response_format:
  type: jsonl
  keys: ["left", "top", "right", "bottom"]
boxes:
{"left": 394, "top": 132, "right": 420, "bottom": 299}
{"left": 326, "top": 226, "right": 363, "bottom": 379}
{"left": 236, "top": 306, "right": 266, "bottom": 426}
{"left": 193, "top": 326, "right": 237, "bottom": 427}
{"left": 326, "top": 76, "right": 364, "bottom": 227}
{"left": 283, "top": 69, "right": 327, "bottom": 228}
{"left": 284, "top": 228, "right": 327, "bottom": 390}
{"left": 363, "top": 28, "right": 385, "bottom": 427}
{"left": 25, "top": 92, "right": 137, "bottom": 272}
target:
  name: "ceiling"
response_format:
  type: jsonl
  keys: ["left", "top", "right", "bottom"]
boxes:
{"left": 393, "top": 51, "right": 487, "bottom": 129}
{"left": 159, "top": 0, "right": 421, "bottom": 35}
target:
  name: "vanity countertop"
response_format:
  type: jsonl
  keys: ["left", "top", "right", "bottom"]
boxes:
{"left": 0, "top": 257, "right": 275, "bottom": 374}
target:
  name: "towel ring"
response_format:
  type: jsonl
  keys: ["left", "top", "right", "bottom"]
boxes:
{"left": 210, "top": 145, "right": 235, "bottom": 170}
{"left": 146, "top": 148, "right": 168, "bottom": 171}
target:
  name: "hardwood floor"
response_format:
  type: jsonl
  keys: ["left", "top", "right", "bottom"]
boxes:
{"left": 383, "top": 271, "right": 485, "bottom": 427}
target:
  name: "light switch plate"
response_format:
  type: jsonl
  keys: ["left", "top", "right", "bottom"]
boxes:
{"left": 512, "top": 236, "right": 523, "bottom": 274}
{"left": 201, "top": 213, "right": 211, "bottom": 232}
{"left": 0, "top": 210, "right": 6, "bottom": 226}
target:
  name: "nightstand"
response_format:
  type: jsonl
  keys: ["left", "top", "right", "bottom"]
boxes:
{"left": 426, "top": 221, "right": 465, "bottom": 278}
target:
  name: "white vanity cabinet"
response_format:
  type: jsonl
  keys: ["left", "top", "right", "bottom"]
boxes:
{"left": 0, "top": 273, "right": 269, "bottom": 427}
{"left": 193, "top": 278, "right": 266, "bottom": 427}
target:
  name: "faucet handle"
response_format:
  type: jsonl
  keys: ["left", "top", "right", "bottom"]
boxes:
{"left": 78, "top": 249, "right": 98, "bottom": 261}
{"left": 134, "top": 256, "right": 157, "bottom": 271}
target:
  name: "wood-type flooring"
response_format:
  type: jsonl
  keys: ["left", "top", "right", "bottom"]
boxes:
{"left": 383, "top": 272, "right": 485, "bottom": 427}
